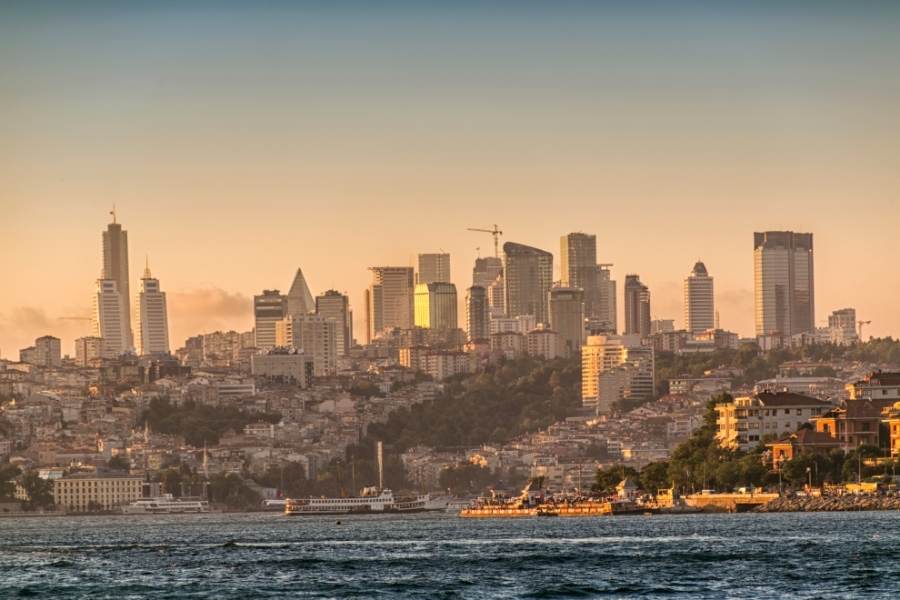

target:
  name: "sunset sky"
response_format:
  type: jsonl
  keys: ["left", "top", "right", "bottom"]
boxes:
{"left": 2, "top": 1, "right": 900, "bottom": 356}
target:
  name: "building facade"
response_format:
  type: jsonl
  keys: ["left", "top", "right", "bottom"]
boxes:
{"left": 286, "top": 268, "right": 314, "bottom": 317}
{"left": 753, "top": 231, "right": 815, "bottom": 337}
{"left": 417, "top": 253, "right": 451, "bottom": 284}
{"left": 254, "top": 289, "right": 287, "bottom": 349}
{"left": 135, "top": 263, "right": 170, "bottom": 355}
{"left": 623, "top": 275, "right": 651, "bottom": 338}
{"left": 316, "top": 290, "right": 352, "bottom": 355}
{"left": 503, "top": 241, "right": 553, "bottom": 324}
{"left": 366, "top": 266, "right": 415, "bottom": 342}
{"left": 93, "top": 279, "right": 130, "bottom": 359}
{"left": 684, "top": 260, "right": 715, "bottom": 333}
{"left": 549, "top": 286, "right": 584, "bottom": 358}
{"left": 715, "top": 391, "right": 831, "bottom": 451}
{"left": 465, "top": 286, "right": 489, "bottom": 342}
{"left": 102, "top": 218, "right": 133, "bottom": 350}
{"left": 54, "top": 473, "right": 143, "bottom": 512}
{"left": 414, "top": 282, "right": 458, "bottom": 330}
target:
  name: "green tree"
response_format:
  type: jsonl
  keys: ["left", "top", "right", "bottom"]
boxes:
{"left": 208, "top": 474, "right": 261, "bottom": 510}
{"left": 639, "top": 461, "right": 671, "bottom": 494}
{"left": 21, "top": 471, "right": 54, "bottom": 511}
{"left": 107, "top": 455, "right": 130, "bottom": 472}
{"left": 438, "top": 463, "right": 496, "bottom": 495}
{"left": 0, "top": 464, "right": 21, "bottom": 500}
{"left": 594, "top": 465, "right": 639, "bottom": 494}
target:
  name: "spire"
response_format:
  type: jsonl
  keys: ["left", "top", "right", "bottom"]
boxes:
{"left": 143, "top": 255, "right": 152, "bottom": 279}
{"left": 286, "top": 268, "right": 314, "bottom": 316}
{"left": 110, "top": 204, "right": 117, "bottom": 224}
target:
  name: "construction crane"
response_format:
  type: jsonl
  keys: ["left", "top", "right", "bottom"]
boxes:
{"left": 467, "top": 224, "right": 503, "bottom": 258}
{"left": 858, "top": 320, "right": 871, "bottom": 340}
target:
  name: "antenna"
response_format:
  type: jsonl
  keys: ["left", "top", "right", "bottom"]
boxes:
{"left": 110, "top": 204, "right": 117, "bottom": 224}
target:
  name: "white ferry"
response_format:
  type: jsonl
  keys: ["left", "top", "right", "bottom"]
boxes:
{"left": 284, "top": 487, "right": 450, "bottom": 516}
{"left": 122, "top": 494, "right": 210, "bottom": 515}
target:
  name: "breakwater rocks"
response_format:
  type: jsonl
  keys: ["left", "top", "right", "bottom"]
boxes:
{"left": 754, "top": 495, "right": 900, "bottom": 513}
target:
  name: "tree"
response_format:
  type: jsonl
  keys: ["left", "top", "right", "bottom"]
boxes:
{"left": 208, "top": 474, "right": 261, "bottom": 510}
{"left": 594, "top": 465, "right": 639, "bottom": 495}
{"left": 21, "top": 471, "right": 54, "bottom": 511}
{"left": 438, "top": 463, "right": 496, "bottom": 495}
{"left": 0, "top": 464, "right": 21, "bottom": 500}
{"left": 107, "top": 455, "right": 130, "bottom": 472}
{"left": 639, "top": 461, "right": 671, "bottom": 494}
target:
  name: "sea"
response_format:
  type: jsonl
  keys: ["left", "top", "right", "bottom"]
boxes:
{"left": 1, "top": 511, "right": 899, "bottom": 599}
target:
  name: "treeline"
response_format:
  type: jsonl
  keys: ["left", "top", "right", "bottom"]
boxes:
{"left": 138, "top": 398, "right": 281, "bottom": 447}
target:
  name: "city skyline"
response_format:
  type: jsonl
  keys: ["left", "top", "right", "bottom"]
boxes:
{"left": 3, "top": 1, "right": 900, "bottom": 354}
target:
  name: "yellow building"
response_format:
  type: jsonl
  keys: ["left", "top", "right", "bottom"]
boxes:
{"left": 53, "top": 473, "right": 143, "bottom": 512}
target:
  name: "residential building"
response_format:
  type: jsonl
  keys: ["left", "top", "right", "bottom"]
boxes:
{"left": 93, "top": 278, "right": 129, "bottom": 358}
{"left": 593, "top": 264, "right": 617, "bottom": 333}
{"left": 581, "top": 334, "right": 654, "bottom": 411}
{"left": 684, "top": 260, "right": 715, "bottom": 333}
{"left": 24, "top": 336, "right": 61, "bottom": 367}
{"left": 650, "top": 319, "right": 674, "bottom": 335}
{"left": 250, "top": 349, "right": 314, "bottom": 386}
{"left": 135, "top": 262, "right": 170, "bottom": 355}
{"left": 366, "top": 266, "right": 415, "bottom": 342}
{"left": 417, "top": 253, "right": 451, "bottom": 284}
{"left": 54, "top": 473, "right": 143, "bottom": 512}
{"left": 753, "top": 231, "right": 815, "bottom": 337}
{"left": 503, "top": 241, "right": 553, "bottom": 324}
{"left": 525, "top": 326, "right": 560, "bottom": 359}
{"left": 847, "top": 371, "right": 900, "bottom": 404}
{"left": 623, "top": 275, "right": 651, "bottom": 338}
{"left": 490, "top": 331, "right": 524, "bottom": 358}
{"left": 254, "top": 289, "right": 287, "bottom": 349}
{"left": 414, "top": 282, "right": 458, "bottom": 330}
{"left": 74, "top": 336, "right": 103, "bottom": 367}
{"left": 549, "top": 286, "right": 584, "bottom": 357}
{"left": 315, "top": 290, "right": 352, "bottom": 355}
{"left": 275, "top": 314, "right": 337, "bottom": 376}
{"left": 811, "top": 399, "right": 887, "bottom": 449}
{"left": 102, "top": 216, "right": 133, "bottom": 349}
{"left": 714, "top": 392, "right": 831, "bottom": 451}
{"left": 465, "top": 286, "right": 489, "bottom": 342}
{"left": 560, "top": 232, "right": 598, "bottom": 317}
{"left": 286, "top": 268, "right": 315, "bottom": 318}
{"left": 883, "top": 402, "right": 900, "bottom": 458}
{"left": 828, "top": 308, "right": 858, "bottom": 345}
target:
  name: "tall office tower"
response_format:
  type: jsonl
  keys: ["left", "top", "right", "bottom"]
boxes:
{"left": 74, "top": 336, "right": 103, "bottom": 367}
{"left": 93, "top": 279, "right": 129, "bottom": 359}
{"left": 102, "top": 215, "right": 133, "bottom": 350}
{"left": 254, "top": 289, "right": 287, "bottom": 349}
{"left": 414, "top": 282, "right": 458, "bottom": 329}
{"left": 623, "top": 275, "right": 651, "bottom": 337}
{"left": 316, "top": 290, "right": 352, "bottom": 355}
{"left": 33, "top": 336, "right": 62, "bottom": 367}
{"left": 503, "top": 241, "right": 553, "bottom": 324}
{"left": 366, "top": 266, "right": 415, "bottom": 341}
{"left": 683, "top": 260, "right": 715, "bottom": 333}
{"left": 135, "top": 262, "right": 171, "bottom": 355}
{"left": 595, "top": 265, "right": 617, "bottom": 333}
{"left": 286, "top": 268, "right": 314, "bottom": 317}
{"left": 549, "top": 287, "right": 585, "bottom": 358}
{"left": 472, "top": 256, "right": 503, "bottom": 289}
{"left": 417, "top": 253, "right": 451, "bottom": 285}
{"left": 465, "top": 286, "right": 489, "bottom": 341}
{"left": 560, "top": 232, "right": 599, "bottom": 316}
{"left": 754, "top": 231, "right": 815, "bottom": 337}
{"left": 275, "top": 314, "right": 337, "bottom": 377}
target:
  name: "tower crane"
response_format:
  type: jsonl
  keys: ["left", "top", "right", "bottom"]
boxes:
{"left": 858, "top": 320, "right": 871, "bottom": 340}
{"left": 467, "top": 224, "right": 503, "bottom": 258}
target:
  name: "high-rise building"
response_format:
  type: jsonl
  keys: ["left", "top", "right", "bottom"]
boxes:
{"left": 582, "top": 334, "right": 655, "bottom": 413}
{"left": 33, "top": 335, "right": 62, "bottom": 367}
{"left": 414, "top": 282, "right": 458, "bottom": 330}
{"left": 624, "top": 275, "right": 651, "bottom": 338}
{"left": 684, "top": 261, "right": 715, "bottom": 333}
{"left": 417, "top": 253, "right": 451, "bottom": 285}
{"left": 366, "top": 266, "right": 415, "bottom": 341}
{"left": 316, "top": 290, "right": 352, "bottom": 355}
{"left": 549, "top": 286, "right": 585, "bottom": 358}
{"left": 135, "top": 261, "right": 170, "bottom": 355}
{"left": 74, "top": 336, "right": 103, "bottom": 367}
{"left": 503, "top": 241, "right": 553, "bottom": 324}
{"left": 254, "top": 289, "right": 287, "bottom": 349}
{"left": 465, "top": 286, "right": 489, "bottom": 342}
{"left": 472, "top": 256, "right": 503, "bottom": 289}
{"left": 828, "top": 308, "right": 858, "bottom": 345}
{"left": 102, "top": 216, "right": 133, "bottom": 350}
{"left": 560, "top": 233, "right": 599, "bottom": 316}
{"left": 595, "top": 265, "right": 617, "bottom": 333}
{"left": 275, "top": 314, "right": 337, "bottom": 377}
{"left": 286, "top": 269, "right": 315, "bottom": 318}
{"left": 93, "top": 279, "right": 129, "bottom": 359}
{"left": 753, "top": 231, "right": 815, "bottom": 337}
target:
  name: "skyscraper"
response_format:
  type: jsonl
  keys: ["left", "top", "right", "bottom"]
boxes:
{"left": 560, "top": 232, "right": 599, "bottom": 316}
{"left": 753, "top": 231, "right": 815, "bottom": 336}
{"left": 549, "top": 286, "right": 585, "bottom": 358}
{"left": 624, "top": 275, "right": 651, "bottom": 338}
{"left": 366, "top": 266, "right": 415, "bottom": 341}
{"left": 465, "top": 286, "right": 489, "bottom": 341}
{"left": 472, "top": 256, "right": 502, "bottom": 289}
{"left": 93, "top": 278, "right": 129, "bottom": 358}
{"left": 135, "top": 261, "right": 170, "bottom": 355}
{"left": 286, "top": 268, "right": 314, "bottom": 317}
{"left": 275, "top": 314, "right": 337, "bottom": 377}
{"left": 102, "top": 215, "right": 133, "bottom": 350}
{"left": 417, "top": 253, "right": 451, "bottom": 285}
{"left": 254, "top": 289, "right": 287, "bottom": 349}
{"left": 684, "top": 260, "right": 715, "bottom": 333}
{"left": 595, "top": 265, "right": 617, "bottom": 333}
{"left": 414, "top": 282, "right": 458, "bottom": 330}
{"left": 316, "top": 290, "right": 352, "bottom": 355}
{"left": 503, "top": 241, "right": 553, "bottom": 324}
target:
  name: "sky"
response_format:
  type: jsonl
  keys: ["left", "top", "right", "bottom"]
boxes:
{"left": 2, "top": 1, "right": 900, "bottom": 356}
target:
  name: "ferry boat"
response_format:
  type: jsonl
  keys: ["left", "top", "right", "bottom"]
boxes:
{"left": 459, "top": 482, "right": 544, "bottom": 518}
{"left": 284, "top": 487, "right": 450, "bottom": 516}
{"left": 122, "top": 494, "right": 210, "bottom": 514}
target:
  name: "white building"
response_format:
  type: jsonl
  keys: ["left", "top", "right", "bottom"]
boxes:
{"left": 254, "top": 289, "right": 286, "bottom": 349}
{"left": 275, "top": 314, "right": 337, "bottom": 377}
{"left": 135, "top": 262, "right": 170, "bottom": 355}
{"left": 93, "top": 278, "right": 130, "bottom": 358}
{"left": 715, "top": 391, "right": 831, "bottom": 451}
{"left": 683, "top": 261, "right": 715, "bottom": 333}
{"left": 581, "top": 334, "right": 655, "bottom": 412}
{"left": 526, "top": 326, "right": 560, "bottom": 359}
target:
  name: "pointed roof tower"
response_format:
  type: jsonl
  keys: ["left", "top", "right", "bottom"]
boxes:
{"left": 286, "top": 268, "right": 314, "bottom": 317}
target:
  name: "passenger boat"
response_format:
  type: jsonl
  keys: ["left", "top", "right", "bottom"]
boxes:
{"left": 284, "top": 487, "right": 450, "bottom": 516}
{"left": 122, "top": 494, "right": 210, "bottom": 514}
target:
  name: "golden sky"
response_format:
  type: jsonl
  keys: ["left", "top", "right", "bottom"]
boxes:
{"left": 2, "top": 2, "right": 899, "bottom": 355}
